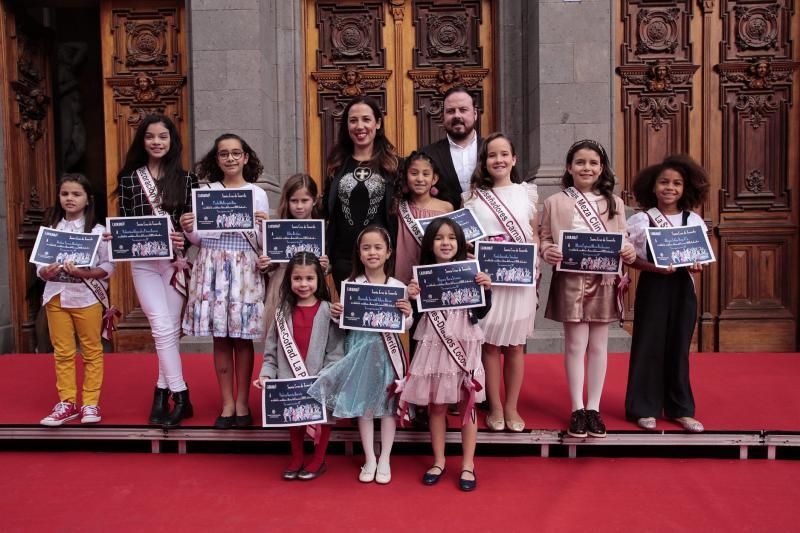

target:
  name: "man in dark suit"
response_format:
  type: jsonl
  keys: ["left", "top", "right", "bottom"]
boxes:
{"left": 420, "top": 87, "right": 482, "bottom": 210}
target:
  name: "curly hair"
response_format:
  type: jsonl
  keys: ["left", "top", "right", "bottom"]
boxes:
{"left": 195, "top": 133, "right": 264, "bottom": 183}
{"left": 418, "top": 217, "right": 468, "bottom": 266}
{"left": 277, "top": 173, "right": 321, "bottom": 219}
{"left": 632, "top": 154, "right": 710, "bottom": 210}
{"left": 469, "top": 132, "right": 522, "bottom": 192}
{"left": 561, "top": 139, "right": 618, "bottom": 219}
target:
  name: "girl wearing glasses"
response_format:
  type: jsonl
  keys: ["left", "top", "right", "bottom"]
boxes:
{"left": 117, "top": 114, "right": 197, "bottom": 427}
{"left": 181, "top": 134, "right": 269, "bottom": 429}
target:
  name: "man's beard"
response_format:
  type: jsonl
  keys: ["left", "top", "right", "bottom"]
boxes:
{"left": 446, "top": 122, "right": 473, "bottom": 142}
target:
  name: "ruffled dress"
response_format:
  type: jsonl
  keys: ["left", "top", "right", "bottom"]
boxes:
{"left": 400, "top": 309, "right": 486, "bottom": 406}
{"left": 464, "top": 182, "right": 538, "bottom": 346}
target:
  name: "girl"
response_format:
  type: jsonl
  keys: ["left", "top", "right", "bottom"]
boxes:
{"left": 39, "top": 174, "right": 114, "bottom": 426}
{"left": 540, "top": 139, "right": 636, "bottom": 438}
{"left": 394, "top": 151, "right": 453, "bottom": 285}
{"left": 254, "top": 252, "right": 344, "bottom": 480}
{"left": 117, "top": 114, "right": 196, "bottom": 427}
{"left": 258, "top": 174, "right": 329, "bottom": 324}
{"left": 625, "top": 154, "right": 710, "bottom": 433}
{"left": 463, "top": 132, "right": 538, "bottom": 432}
{"left": 323, "top": 96, "right": 401, "bottom": 288}
{"left": 402, "top": 218, "right": 492, "bottom": 491}
{"left": 307, "top": 225, "right": 412, "bottom": 484}
{"left": 181, "top": 133, "right": 269, "bottom": 429}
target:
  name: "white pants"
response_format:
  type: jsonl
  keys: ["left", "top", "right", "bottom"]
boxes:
{"left": 132, "top": 260, "right": 187, "bottom": 392}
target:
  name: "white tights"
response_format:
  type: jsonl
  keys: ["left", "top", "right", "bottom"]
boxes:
{"left": 132, "top": 260, "right": 187, "bottom": 392}
{"left": 358, "top": 416, "right": 396, "bottom": 466}
{"left": 564, "top": 322, "right": 610, "bottom": 412}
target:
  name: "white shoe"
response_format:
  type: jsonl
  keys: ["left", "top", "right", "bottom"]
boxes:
{"left": 80, "top": 405, "right": 102, "bottom": 424}
{"left": 358, "top": 462, "right": 377, "bottom": 483}
{"left": 375, "top": 462, "right": 391, "bottom": 484}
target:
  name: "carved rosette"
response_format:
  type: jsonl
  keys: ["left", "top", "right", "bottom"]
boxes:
{"left": 636, "top": 7, "right": 681, "bottom": 55}
{"left": 745, "top": 170, "right": 765, "bottom": 193}
{"left": 331, "top": 15, "right": 374, "bottom": 60}
{"left": 124, "top": 19, "right": 168, "bottom": 66}
{"left": 426, "top": 14, "right": 468, "bottom": 58}
{"left": 734, "top": 4, "right": 780, "bottom": 51}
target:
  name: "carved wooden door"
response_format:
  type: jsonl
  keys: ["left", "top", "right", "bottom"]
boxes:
{"left": 0, "top": 9, "right": 58, "bottom": 352}
{"left": 615, "top": 1, "right": 799, "bottom": 351}
{"left": 100, "top": 0, "right": 190, "bottom": 351}
{"left": 304, "top": 0, "right": 494, "bottom": 182}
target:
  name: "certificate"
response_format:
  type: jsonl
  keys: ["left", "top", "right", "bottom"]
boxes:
{"left": 192, "top": 188, "right": 255, "bottom": 233}
{"left": 30, "top": 227, "right": 102, "bottom": 267}
{"left": 262, "top": 219, "right": 325, "bottom": 263}
{"left": 557, "top": 230, "right": 623, "bottom": 275}
{"left": 339, "top": 282, "right": 406, "bottom": 334}
{"left": 413, "top": 260, "right": 485, "bottom": 312}
{"left": 475, "top": 241, "right": 537, "bottom": 287}
{"left": 416, "top": 208, "right": 486, "bottom": 242}
{"left": 646, "top": 225, "right": 715, "bottom": 268}
{"left": 107, "top": 216, "right": 172, "bottom": 262}
{"left": 261, "top": 377, "right": 327, "bottom": 428}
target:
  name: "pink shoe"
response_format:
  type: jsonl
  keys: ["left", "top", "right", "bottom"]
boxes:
{"left": 41, "top": 401, "right": 80, "bottom": 427}
{"left": 80, "top": 405, "right": 102, "bottom": 424}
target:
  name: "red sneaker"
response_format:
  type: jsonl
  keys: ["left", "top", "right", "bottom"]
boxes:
{"left": 80, "top": 405, "right": 102, "bottom": 424}
{"left": 40, "top": 401, "right": 80, "bottom": 427}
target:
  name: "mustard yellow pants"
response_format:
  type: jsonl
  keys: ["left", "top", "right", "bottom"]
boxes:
{"left": 45, "top": 295, "right": 104, "bottom": 406}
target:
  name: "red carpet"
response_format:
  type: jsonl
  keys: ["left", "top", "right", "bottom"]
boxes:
{"left": 1, "top": 452, "right": 798, "bottom": 532}
{"left": 1, "top": 352, "right": 798, "bottom": 431}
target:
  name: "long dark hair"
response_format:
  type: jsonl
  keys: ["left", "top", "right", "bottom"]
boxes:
{"left": 419, "top": 217, "right": 467, "bottom": 266}
{"left": 277, "top": 174, "right": 321, "bottom": 219}
{"left": 561, "top": 139, "right": 618, "bottom": 219}
{"left": 48, "top": 173, "right": 97, "bottom": 232}
{"left": 348, "top": 224, "right": 395, "bottom": 281}
{"left": 117, "top": 114, "right": 188, "bottom": 214}
{"left": 399, "top": 150, "right": 443, "bottom": 203}
{"left": 195, "top": 133, "right": 264, "bottom": 183}
{"left": 632, "top": 154, "right": 710, "bottom": 211}
{"left": 278, "top": 252, "right": 330, "bottom": 313}
{"left": 469, "top": 132, "right": 522, "bottom": 191}
{"left": 325, "top": 96, "right": 400, "bottom": 180}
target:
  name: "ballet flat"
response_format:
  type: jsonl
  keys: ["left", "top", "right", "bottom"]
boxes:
{"left": 485, "top": 413, "right": 505, "bottom": 432}
{"left": 358, "top": 462, "right": 377, "bottom": 483}
{"left": 505, "top": 418, "right": 525, "bottom": 432}
{"left": 637, "top": 417, "right": 657, "bottom": 430}
{"left": 674, "top": 417, "right": 704, "bottom": 433}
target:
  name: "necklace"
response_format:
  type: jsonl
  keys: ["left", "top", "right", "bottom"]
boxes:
{"left": 353, "top": 160, "right": 372, "bottom": 182}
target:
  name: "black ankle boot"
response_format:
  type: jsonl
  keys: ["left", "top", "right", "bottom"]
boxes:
{"left": 162, "top": 387, "right": 194, "bottom": 428}
{"left": 148, "top": 387, "right": 171, "bottom": 425}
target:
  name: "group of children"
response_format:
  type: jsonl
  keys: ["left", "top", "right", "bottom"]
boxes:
{"left": 38, "top": 120, "right": 710, "bottom": 491}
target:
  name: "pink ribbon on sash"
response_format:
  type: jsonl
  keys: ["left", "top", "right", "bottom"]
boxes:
{"left": 101, "top": 306, "right": 121, "bottom": 341}
{"left": 170, "top": 254, "right": 192, "bottom": 296}
{"left": 460, "top": 374, "right": 483, "bottom": 427}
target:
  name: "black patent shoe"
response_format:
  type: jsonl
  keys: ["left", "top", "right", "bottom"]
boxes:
{"left": 235, "top": 412, "right": 252, "bottom": 427}
{"left": 459, "top": 469, "right": 477, "bottom": 492}
{"left": 283, "top": 468, "right": 301, "bottom": 481}
{"left": 213, "top": 415, "right": 236, "bottom": 429}
{"left": 567, "top": 409, "right": 588, "bottom": 438}
{"left": 422, "top": 465, "right": 446, "bottom": 486}
{"left": 584, "top": 409, "right": 607, "bottom": 438}
{"left": 297, "top": 463, "right": 327, "bottom": 480}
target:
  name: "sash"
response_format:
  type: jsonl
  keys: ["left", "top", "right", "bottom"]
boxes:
{"left": 275, "top": 308, "right": 319, "bottom": 443}
{"left": 381, "top": 331, "right": 408, "bottom": 391}
{"left": 474, "top": 189, "right": 526, "bottom": 243}
{"left": 134, "top": 167, "right": 191, "bottom": 297}
{"left": 398, "top": 200, "right": 424, "bottom": 245}
{"left": 426, "top": 311, "right": 482, "bottom": 426}
{"left": 563, "top": 187, "right": 630, "bottom": 323}
{"left": 81, "top": 277, "right": 120, "bottom": 341}
{"left": 646, "top": 207, "right": 673, "bottom": 228}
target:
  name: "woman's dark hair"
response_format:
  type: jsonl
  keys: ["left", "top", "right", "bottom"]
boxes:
{"left": 419, "top": 217, "right": 468, "bottom": 266}
{"left": 48, "top": 173, "right": 97, "bottom": 232}
{"left": 196, "top": 133, "right": 264, "bottom": 183}
{"left": 561, "top": 139, "right": 618, "bottom": 219}
{"left": 117, "top": 114, "right": 189, "bottom": 214}
{"left": 277, "top": 174, "right": 321, "bottom": 219}
{"left": 632, "top": 154, "right": 710, "bottom": 211}
{"left": 278, "top": 252, "right": 330, "bottom": 313}
{"left": 325, "top": 96, "right": 400, "bottom": 180}
{"left": 469, "top": 132, "right": 522, "bottom": 191}
{"left": 348, "top": 224, "right": 395, "bottom": 281}
{"left": 399, "top": 150, "right": 443, "bottom": 202}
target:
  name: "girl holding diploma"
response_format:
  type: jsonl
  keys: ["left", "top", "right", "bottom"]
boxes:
{"left": 181, "top": 133, "right": 269, "bottom": 429}
{"left": 117, "top": 114, "right": 196, "bottom": 427}
{"left": 540, "top": 140, "right": 636, "bottom": 438}
{"left": 625, "top": 154, "right": 710, "bottom": 433}
{"left": 402, "top": 218, "right": 492, "bottom": 491}
{"left": 254, "top": 252, "right": 344, "bottom": 480}
{"left": 39, "top": 174, "right": 114, "bottom": 426}
{"left": 258, "top": 174, "right": 330, "bottom": 327}
{"left": 463, "top": 133, "right": 538, "bottom": 433}
{"left": 308, "top": 225, "right": 412, "bottom": 485}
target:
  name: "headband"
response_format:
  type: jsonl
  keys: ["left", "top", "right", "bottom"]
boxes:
{"left": 569, "top": 139, "right": 608, "bottom": 161}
